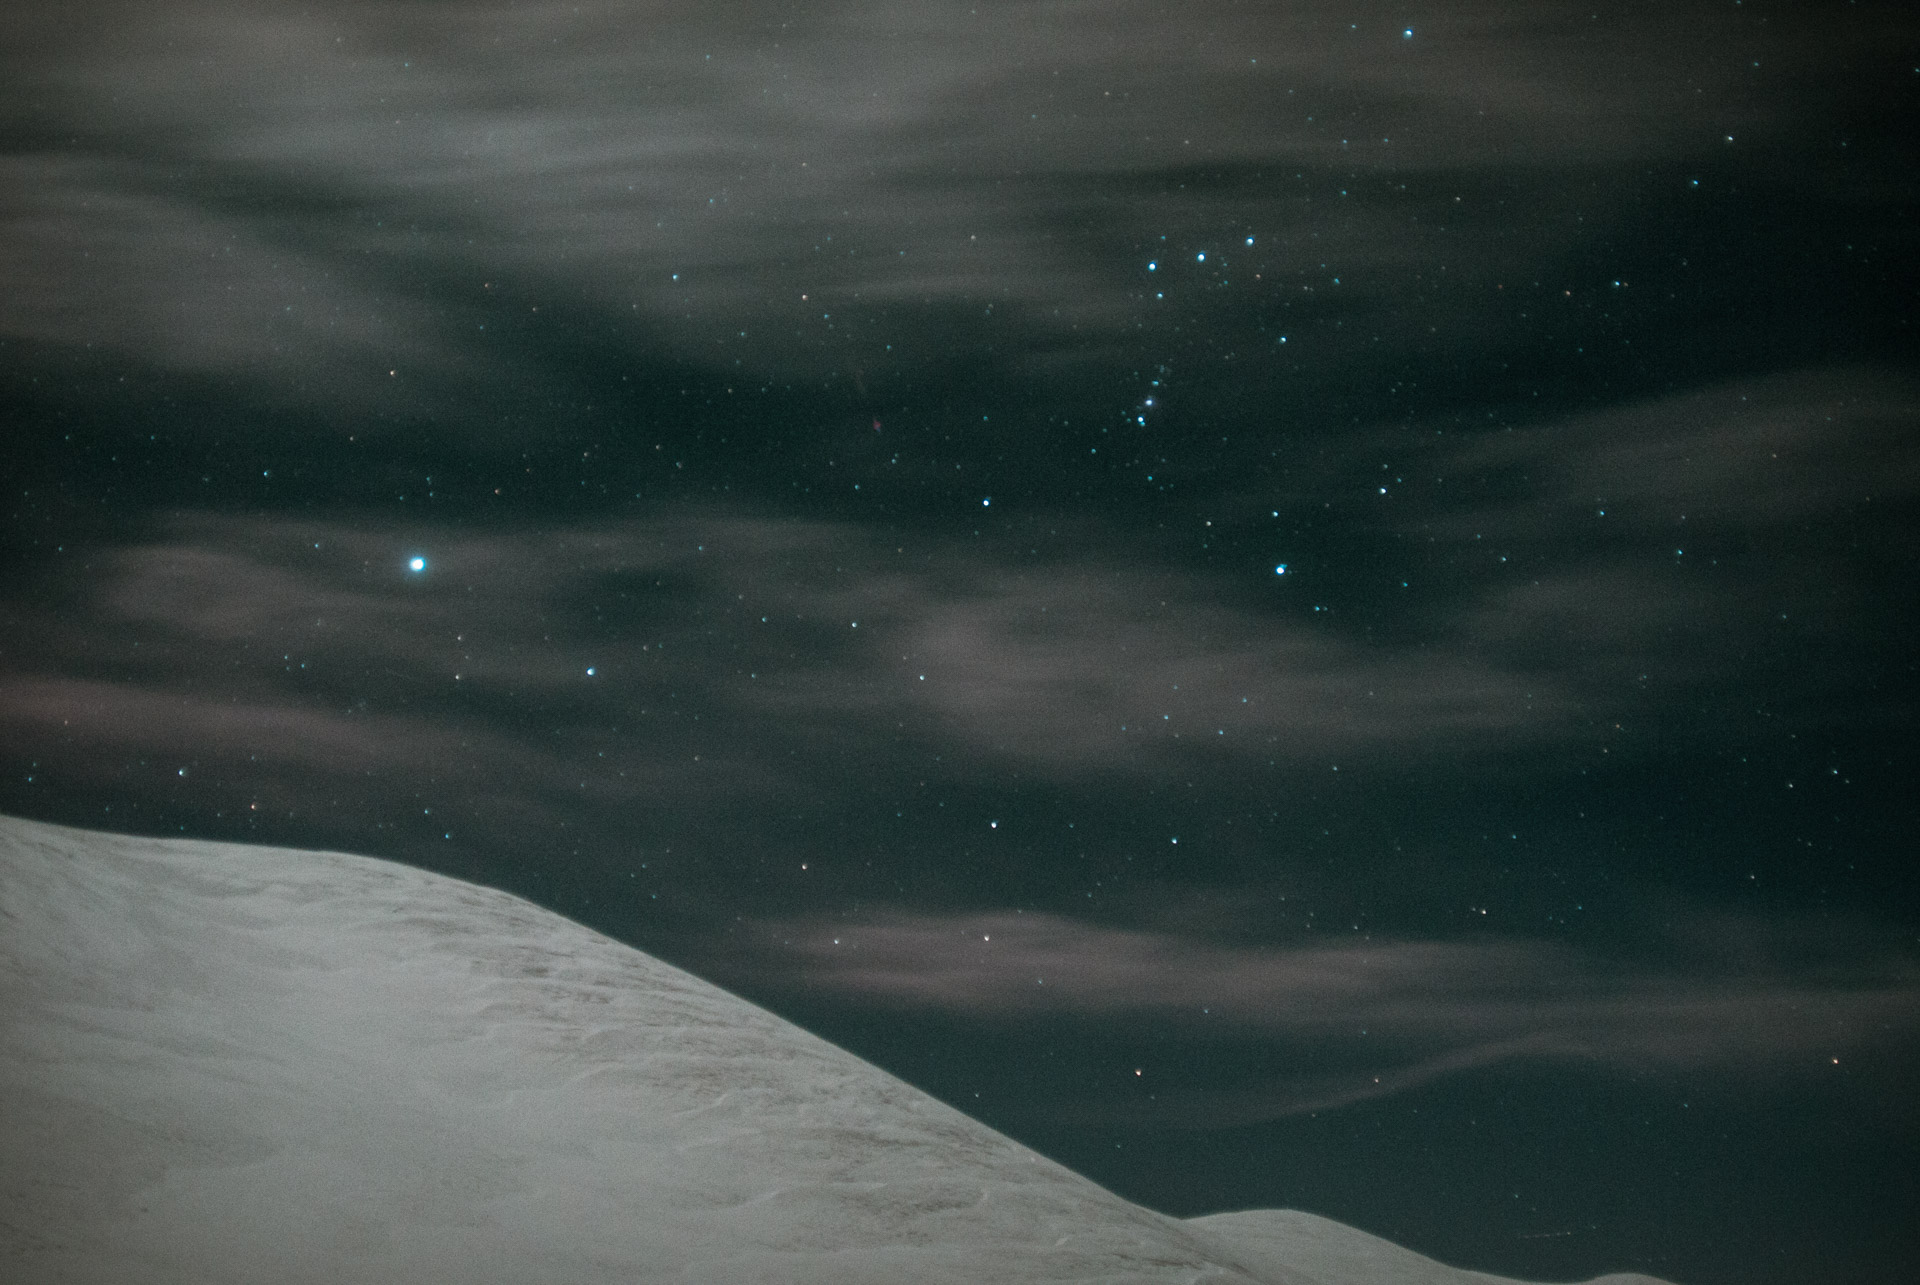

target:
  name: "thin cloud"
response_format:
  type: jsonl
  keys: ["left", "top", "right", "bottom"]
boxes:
{"left": 7, "top": 457, "right": 1884, "bottom": 821}
{"left": 735, "top": 905, "right": 1920, "bottom": 1121}
{"left": 21, "top": 509, "right": 1587, "bottom": 787}
{"left": 1431, "top": 367, "right": 1920, "bottom": 536}
{"left": 5, "top": 1, "right": 1889, "bottom": 415}
{"left": 760, "top": 567, "right": 1574, "bottom": 773}
{"left": 0, "top": 153, "right": 525, "bottom": 430}
{"left": 1200, "top": 367, "right": 1920, "bottom": 729}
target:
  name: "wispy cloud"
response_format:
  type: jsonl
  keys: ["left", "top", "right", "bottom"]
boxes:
{"left": 1202, "top": 367, "right": 1920, "bottom": 724}
{"left": 4, "top": 505, "right": 1584, "bottom": 804}
{"left": 5, "top": 1, "right": 1894, "bottom": 420}
{"left": 0, "top": 152, "right": 528, "bottom": 431}
{"left": 757, "top": 562, "right": 1574, "bottom": 773}
{"left": 732, "top": 904, "right": 1920, "bottom": 1121}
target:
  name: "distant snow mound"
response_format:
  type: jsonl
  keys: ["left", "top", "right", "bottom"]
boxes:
{"left": 1186, "top": 1209, "right": 1675, "bottom": 1285}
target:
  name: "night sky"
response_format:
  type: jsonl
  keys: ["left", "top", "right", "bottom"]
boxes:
{"left": 4, "top": 3, "right": 1917, "bottom": 1282}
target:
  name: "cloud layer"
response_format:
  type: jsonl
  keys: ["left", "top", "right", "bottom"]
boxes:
{"left": 6, "top": 365, "right": 1908, "bottom": 833}
{"left": 6, "top": 0, "right": 1902, "bottom": 430}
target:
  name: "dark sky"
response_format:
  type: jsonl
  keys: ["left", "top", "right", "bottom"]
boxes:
{"left": 4, "top": 3, "right": 1917, "bottom": 1282}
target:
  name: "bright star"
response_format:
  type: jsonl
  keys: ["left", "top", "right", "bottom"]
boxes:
{"left": 408, "top": 556, "right": 426, "bottom": 573}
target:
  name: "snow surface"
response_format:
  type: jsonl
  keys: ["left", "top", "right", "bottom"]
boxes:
{"left": 1, "top": 815, "right": 1674, "bottom": 1284}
